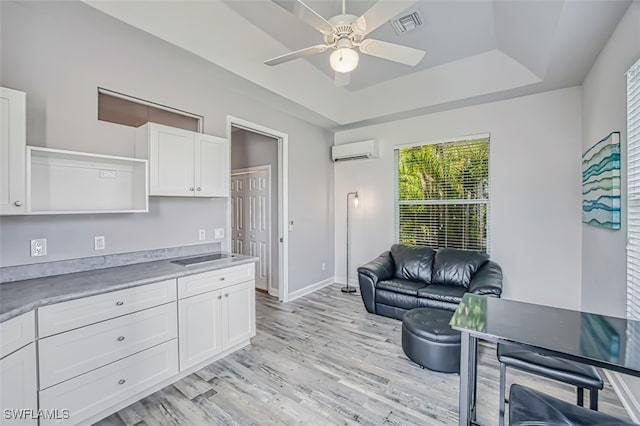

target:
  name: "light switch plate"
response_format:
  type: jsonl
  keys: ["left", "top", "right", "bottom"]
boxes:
{"left": 199, "top": 229, "right": 206, "bottom": 241}
{"left": 30, "top": 239, "right": 47, "bottom": 257}
{"left": 94, "top": 236, "right": 105, "bottom": 251}
{"left": 214, "top": 228, "right": 224, "bottom": 239}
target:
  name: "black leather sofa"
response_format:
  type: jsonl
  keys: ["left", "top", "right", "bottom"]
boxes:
{"left": 357, "top": 244, "right": 503, "bottom": 320}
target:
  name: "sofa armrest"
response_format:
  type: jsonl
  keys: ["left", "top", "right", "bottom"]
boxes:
{"left": 468, "top": 260, "right": 503, "bottom": 297}
{"left": 357, "top": 251, "right": 394, "bottom": 313}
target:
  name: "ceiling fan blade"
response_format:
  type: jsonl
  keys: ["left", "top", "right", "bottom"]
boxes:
{"left": 359, "top": 39, "right": 425, "bottom": 66}
{"left": 264, "top": 44, "right": 328, "bottom": 66}
{"left": 334, "top": 71, "right": 351, "bottom": 87}
{"left": 273, "top": 0, "right": 335, "bottom": 35}
{"left": 353, "top": 0, "right": 418, "bottom": 36}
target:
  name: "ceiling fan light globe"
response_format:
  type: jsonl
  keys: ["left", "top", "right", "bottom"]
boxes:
{"left": 330, "top": 48, "right": 359, "bottom": 73}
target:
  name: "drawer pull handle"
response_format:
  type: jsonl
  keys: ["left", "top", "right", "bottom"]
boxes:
{"left": 116, "top": 301, "right": 124, "bottom": 306}
{"left": 225, "top": 294, "right": 229, "bottom": 298}
{"left": 118, "top": 379, "right": 126, "bottom": 385}
{"left": 217, "top": 295, "right": 222, "bottom": 300}
{"left": 117, "top": 336, "right": 125, "bottom": 342}
{"left": 219, "top": 277, "right": 225, "bottom": 281}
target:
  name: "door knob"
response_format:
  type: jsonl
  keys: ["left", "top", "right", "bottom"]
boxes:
{"left": 196, "top": 187, "right": 201, "bottom": 191}
{"left": 14, "top": 201, "right": 22, "bottom": 207}
{"left": 189, "top": 186, "right": 195, "bottom": 192}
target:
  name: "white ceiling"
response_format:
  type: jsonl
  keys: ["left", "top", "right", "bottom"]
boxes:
{"left": 85, "top": 0, "right": 631, "bottom": 129}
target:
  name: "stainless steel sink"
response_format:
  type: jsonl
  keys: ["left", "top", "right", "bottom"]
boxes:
{"left": 171, "top": 253, "right": 236, "bottom": 266}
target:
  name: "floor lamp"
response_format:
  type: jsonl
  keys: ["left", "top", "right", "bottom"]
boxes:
{"left": 342, "top": 191, "right": 359, "bottom": 293}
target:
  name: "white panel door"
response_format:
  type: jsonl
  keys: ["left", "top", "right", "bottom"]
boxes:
{"left": 221, "top": 281, "right": 255, "bottom": 349}
{"left": 149, "top": 123, "right": 194, "bottom": 196}
{"left": 177, "top": 291, "right": 223, "bottom": 371}
{"left": 246, "top": 170, "right": 270, "bottom": 291}
{"left": 0, "top": 343, "right": 37, "bottom": 425}
{"left": 195, "top": 134, "right": 229, "bottom": 197}
{"left": 231, "top": 176, "right": 245, "bottom": 255}
{"left": 0, "top": 87, "right": 26, "bottom": 215}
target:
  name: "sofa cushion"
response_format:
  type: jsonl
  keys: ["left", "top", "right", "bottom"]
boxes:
{"left": 390, "top": 244, "right": 435, "bottom": 283}
{"left": 417, "top": 284, "right": 467, "bottom": 304}
{"left": 377, "top": 278, "right": 426, "bottom": 296}
{"left": 432, "top": 248, "right": 489, "bottom": 288}
{"left": 375, "top": 290, "right": 420, "bottom": 310}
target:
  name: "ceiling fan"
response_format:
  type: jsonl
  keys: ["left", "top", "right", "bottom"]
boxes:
{"left": 264, "top": 0, "right": 425, "bottom": 87}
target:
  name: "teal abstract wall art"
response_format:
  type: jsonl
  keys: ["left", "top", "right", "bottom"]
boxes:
{"left": 582, "top": 132, "right": 621, "bottom": 230}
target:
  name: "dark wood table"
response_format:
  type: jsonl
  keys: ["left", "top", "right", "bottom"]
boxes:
{"left": 450, "top": 293, "right": 640, "bottom": 425}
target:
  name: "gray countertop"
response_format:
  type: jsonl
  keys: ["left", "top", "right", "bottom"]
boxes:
{"left": 0, "top": 253, "right": 258, "bottom": 323}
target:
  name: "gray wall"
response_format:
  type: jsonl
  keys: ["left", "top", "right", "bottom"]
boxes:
{"left": 580, "top": 0, "right": 640, "bottom": 416}
{"left": 0, "top": 1, "right": 335, "bottom": 293}
{"left": 230, "top": 129, "right": 280, "bottom": 293}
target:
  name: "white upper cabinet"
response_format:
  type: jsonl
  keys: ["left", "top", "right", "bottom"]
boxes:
{"left": 195, "top": 133, "right": 229, "bottom": 197}
{"left": 136, "top": 123, "right": 229, "bottom": 197}
{"left": 0, "top": 87, "right": 26, "bottom": 215}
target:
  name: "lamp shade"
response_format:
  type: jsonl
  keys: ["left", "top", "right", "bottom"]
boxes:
{"left": 330, "top": 48, "right": 359, "bottom": 73}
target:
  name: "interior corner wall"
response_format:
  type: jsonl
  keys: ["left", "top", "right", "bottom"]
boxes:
{"left": 0, "top": 1, "right": 335, "bottom": 295}
{"left": 334, "top": 87, "right": 583, "bottom": 310}
{"left": 230, "top": 129, "right": 281, "bottom": 293}
{"left": 580, "top": 1, "right": 640, "bottom": 419}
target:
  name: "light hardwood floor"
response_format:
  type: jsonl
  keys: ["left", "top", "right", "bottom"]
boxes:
{"left": 97, "top": 284, "right": 631, "bottom": 425}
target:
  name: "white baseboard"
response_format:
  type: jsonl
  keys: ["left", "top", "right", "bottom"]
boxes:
{"left": 286, "top": 277, "right": 335, "bottom": 302}
{"left": 605, "top": 371, "right": 640, "bottom": 422}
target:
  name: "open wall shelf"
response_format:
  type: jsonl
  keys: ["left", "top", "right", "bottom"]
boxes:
{"left": 26, "top": 146, "right": 148, "bottom": 214}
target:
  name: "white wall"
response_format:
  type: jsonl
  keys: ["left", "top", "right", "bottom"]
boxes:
{"left": 230, "top": 129, "right": 281, "bottom": 293}
{"left": 581, "top": 0, "right": 640, "bottom": 419}
{"left": 0, "top": 1, "right": 334, "bottom": 293}
{"left": 335, "top": 87, "right": 583, "bottom": 309}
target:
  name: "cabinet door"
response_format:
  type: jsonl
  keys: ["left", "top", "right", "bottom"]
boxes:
{"left": 178, "top": 291, "right": 223, "bottom": 371}
{"left": 195, "top": 134, "right": 229, "bottom": 197}
{"left": 0, "top": 343, "right": 37, "bottom": 426}
{"left": 221, "top": 281, "right": 255, "bottom": 349}
{"left": 0, "top": 87, "right": 26, "bottom": 215}
{"left": 148, "top": 123, "right": 194, "bottom": 196}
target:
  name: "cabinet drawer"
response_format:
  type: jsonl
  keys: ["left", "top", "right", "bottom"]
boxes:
{"left": 39, "top": 339, "right": 178, "bottom": 426}
{"left": 38, "top": 302, "right": 177, "bottom": 389}
{"left": 178, "top": 263, "right": 254, "bottom": 299}
{"left": 0, "top": 311, "right": 35, "bottom": 359}
{"left": 38, "top": 279, "right": 177, "bottom": 337}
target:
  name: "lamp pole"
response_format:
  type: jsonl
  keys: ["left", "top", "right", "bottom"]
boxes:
{"left": 343, "top": 191, "right": 359, "bottom": 293}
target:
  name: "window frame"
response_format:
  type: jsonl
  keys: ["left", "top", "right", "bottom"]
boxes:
{"left": 394, "top": 133, "right": 491, "bottom": 253}
{"left": 626, "top": 58, "right": 640, "bottom": 321}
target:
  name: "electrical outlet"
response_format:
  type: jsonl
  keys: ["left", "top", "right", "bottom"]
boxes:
{"left": 94, "top": 236, "right": 105, "bottom": 251}
{"left": 99, "top": 169, "right": 117, "bottom": 179}
{"left": 30, "top": 239, "right": 47, "bottom": 257}
{"left": 198, "top": 229, "right": 206, "bottom": 241}
{"left": 322, "top": 263, "right": 326, "bottom": 271}
{"left": 214, "top": 228, "right": 224, "bottom": 239}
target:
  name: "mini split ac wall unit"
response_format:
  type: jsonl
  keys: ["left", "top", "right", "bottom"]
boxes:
{"left": 331, "top": 140, "right": 379, "bottom": 162}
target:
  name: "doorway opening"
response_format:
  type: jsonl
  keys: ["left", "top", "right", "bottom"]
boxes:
{"left": 227, "top": 117, "right": 288, "bottom": 302}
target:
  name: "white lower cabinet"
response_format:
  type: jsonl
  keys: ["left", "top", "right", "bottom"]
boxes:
{"left": 38, "top": 302, "right": 177, "bottom": 389}
{"left": 39, "top": 340, "right": 178, "bottom": 426}
{"left": 178, "top": 291, "right": 224, "bottom": 370}
{"left": 0, "top": 343, "right": 37, "bottom": 426}
{"left": 178, "top": 278, "right": 255, "bottom": 371}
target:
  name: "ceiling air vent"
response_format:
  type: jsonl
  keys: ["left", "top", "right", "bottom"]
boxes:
{"left": 390, "top": 10, "right": 423, "bottom": 35}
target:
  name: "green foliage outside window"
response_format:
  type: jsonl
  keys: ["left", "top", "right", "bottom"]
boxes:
{"left": 397, "top": 138, "right": 489, "bottom": 252}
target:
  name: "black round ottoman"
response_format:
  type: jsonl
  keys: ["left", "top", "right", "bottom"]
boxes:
{"left": 401, "top": 308, "right": 461, "bottom": 373}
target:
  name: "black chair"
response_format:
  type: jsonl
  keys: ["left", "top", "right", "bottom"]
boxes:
{"left": 509, "top": 384, "right": 636, "bottom": 425}
{"left": 498, "top": 343, "right": 604, "bottom": 426}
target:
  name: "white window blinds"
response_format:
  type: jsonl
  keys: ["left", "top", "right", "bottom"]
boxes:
{"left": 627, "top": 58, "right": 640, "bottom": 321}
{"left": 395, "top": 136, "right": 490, "bottom": 252}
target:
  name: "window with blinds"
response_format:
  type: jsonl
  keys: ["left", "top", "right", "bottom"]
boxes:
{"left": 627, "top": 58, "right": 640, "bottom": 321}
{"left": 395, "top": 136, "right": 490, "bottom": 252}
